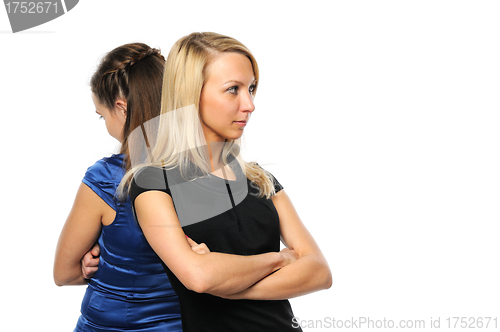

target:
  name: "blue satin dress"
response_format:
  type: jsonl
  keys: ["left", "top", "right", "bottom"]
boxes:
{"left": 74, "top": 154, "right": 182, "bottom": 332}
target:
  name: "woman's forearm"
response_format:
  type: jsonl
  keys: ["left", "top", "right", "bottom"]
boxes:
{"left": 188, "top": 250, "right": 286, "bottom": 296}
{"left": 223, "top": 253, "right": 332, "bottom": 300}
{"left": 53, "top": 183, "right": 105, "bottom": 287}
{"left": 53, "top": 247, "right": 88, "bottom": 286}
{"left": 53, "top": 264, "right": 88, "bottom": 286}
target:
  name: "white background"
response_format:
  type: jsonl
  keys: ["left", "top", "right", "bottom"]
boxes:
{"left": 1, "top": 1, "right": 499, "bottom": 331}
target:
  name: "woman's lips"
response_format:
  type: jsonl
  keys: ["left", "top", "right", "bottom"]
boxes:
{"left": 234, "top": 120, "right": 247, "bottom": 127}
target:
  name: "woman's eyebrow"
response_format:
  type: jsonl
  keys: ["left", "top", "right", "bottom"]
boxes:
{"left": 223, "top": 79, "right": 256, "bottom": 85}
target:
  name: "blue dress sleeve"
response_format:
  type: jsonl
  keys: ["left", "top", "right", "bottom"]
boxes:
{"left": 82, "top": 158, "right": 120, "bottom": 210}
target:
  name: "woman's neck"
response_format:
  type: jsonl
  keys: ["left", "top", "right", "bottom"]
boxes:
{"left": 207, "top": 141, "right": 225, "bottom": 172}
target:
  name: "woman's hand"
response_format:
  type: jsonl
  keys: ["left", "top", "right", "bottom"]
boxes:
{"left": 81, "top": 243, "right": 100, "bottom": 279}
{"left": 278, "top": 247, "right": 299, "bottom": 266}
{"left": 186, "top": 237, "right": 210, "bottom": 254}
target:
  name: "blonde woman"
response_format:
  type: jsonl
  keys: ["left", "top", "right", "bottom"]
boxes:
{"left": 123, "top": 32, "right": 331, "bottom": 331}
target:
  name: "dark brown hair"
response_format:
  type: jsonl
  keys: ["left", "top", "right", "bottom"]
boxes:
{"left": 90, "top": 43, "right": 165, "bottom": 170}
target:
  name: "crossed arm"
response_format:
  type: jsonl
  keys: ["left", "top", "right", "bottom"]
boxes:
{"left": 53, "top": 183, "right": 107, "bottom": 286}
{"left": 134, "top": 189, "right": 332, "bottom": 299}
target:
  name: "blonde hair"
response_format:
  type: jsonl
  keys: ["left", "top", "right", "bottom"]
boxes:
{"left": 119, "top": 32, "right": 276, "bottom": 198}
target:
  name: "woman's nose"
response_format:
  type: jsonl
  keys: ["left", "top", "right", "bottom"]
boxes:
{"left": 241, "top": 91, "right": 255, "bottom": 113}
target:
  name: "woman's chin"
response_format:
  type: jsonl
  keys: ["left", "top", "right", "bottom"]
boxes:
{"left": 227, "top": 133, "right": 244, "bottom": 141}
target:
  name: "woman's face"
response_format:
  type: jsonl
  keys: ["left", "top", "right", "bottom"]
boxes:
{"left": 91, "top": 93, "right": 127, "bottom": 142}
{"left": 199, "top": 52, "right": 256, "bottom": 142}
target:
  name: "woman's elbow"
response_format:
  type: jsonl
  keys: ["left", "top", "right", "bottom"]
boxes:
{"left": 53, "top": 264, "right": 74, "bottom": 286}
{"left": 185, "top": 277, "right": 210, "bottom": 294}
{"left": 323, "top": 267, "right": 333, "bottom": 289}
{"left": 313, "top": 258, "right": 332, "bottom": 290}
{"left": 53, "top": 270, "right": 66, "bottom": 287}
{"left": 54, "top": 279, "right": 65, "bottom": 287}
{"left": 181, "top": 266, "right": 212, "bottom": 294}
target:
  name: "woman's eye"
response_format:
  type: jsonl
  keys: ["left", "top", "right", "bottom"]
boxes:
{"left": 249, "top": 85, "right": 256, "bottom": 94}
{"left": 227, "top": 86, "right": 238, "bottom": 94}
{"left": 99, "top": 115, "right": 104, "bottom": 120}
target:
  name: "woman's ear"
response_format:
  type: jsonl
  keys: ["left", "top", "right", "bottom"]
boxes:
{"left": 115, "top": 99, "right": 127, "bottom": 119}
